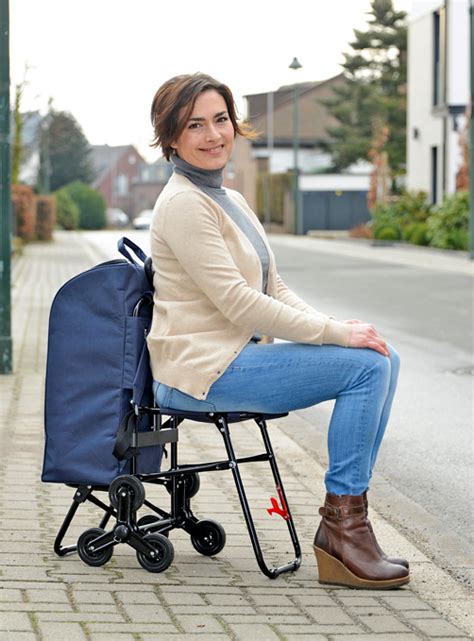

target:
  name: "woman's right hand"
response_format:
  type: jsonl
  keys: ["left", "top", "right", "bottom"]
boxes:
{"left": 347, "top": 323, "right": 389, "bottom": 357}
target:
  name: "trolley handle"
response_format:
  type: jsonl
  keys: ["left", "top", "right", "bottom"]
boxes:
{"left": 118, "top": 237, "right": 148, "bottom": 265}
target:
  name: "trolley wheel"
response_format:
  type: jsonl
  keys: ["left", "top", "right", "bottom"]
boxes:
{"left": 136, "top": 514, "right": 169, "bottom": 537}
{"left": 166, "top": 472, "right": 201, "bottom": 498}
{"left": 109, "top": 475, "right": 145, "bottom": 511}
{"left": 77, "top": 528, "right": 113, "bottom": 567}
{"left": 136, "top": 533, "right": 174, "bottom": 573}
{"left": 190, "top": 519, "right": 226, "bottom": 556}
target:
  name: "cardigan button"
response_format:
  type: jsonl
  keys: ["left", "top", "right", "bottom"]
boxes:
{"left": 217, "top": 370, "right": 221, "bottom": 374}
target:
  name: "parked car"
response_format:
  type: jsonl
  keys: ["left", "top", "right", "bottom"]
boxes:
{"left": 106, "top": 208, "right": 129, "bottom": 228}
{"left": 132, "top": 209, "right": 154, "bottom": 230}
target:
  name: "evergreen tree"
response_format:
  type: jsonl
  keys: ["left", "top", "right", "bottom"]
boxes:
{"left": 322, "top": 0, "right": 407, "bottom": 173}
{"left": 38, "top": 109, "right": 95, "bottom": 192}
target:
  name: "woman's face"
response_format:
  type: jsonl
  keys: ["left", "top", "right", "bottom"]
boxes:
{"left": 172, "top": 89, "right": 235, "bottom": 170}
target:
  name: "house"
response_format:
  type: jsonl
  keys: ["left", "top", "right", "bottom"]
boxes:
{"left": 91, "top": 145, "right": 145, "bottom": 217}
{"left": 229, "top": 74, "right": 371, "bottom": 232}
{"left": 130, "top": 157, "right": 173, "bottom": 217}
{"left": 91, "top": 145, "right": 172, "bottom": 218}
{"left": 406, "top": 0, "right": 470, "bottom": 204}
{"left": 244, "top": 74, "right": 346, "bottom": 175}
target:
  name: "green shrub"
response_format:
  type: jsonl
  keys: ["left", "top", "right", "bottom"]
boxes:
{"left": 402, "top": 221, "right": 430, "bottom": 246}
{"left": 372, "top": 190, "right": 431, "bottom": 244}
{"left": 54, "top": 188, "right": 80, "bottom": 230}
{"left": 63, "top": 181, "right": 106, "bottom": 230}
{"left": 375, "top": 225, "right": 401, "bottom": 241}
{"left": 427, "top": 190, "right": 469, "bottom": 250}
{"left": 35, "top": 195, "right": 56, "bottom": 240}
{"left": 395, "top": 190, "right": 431, "bottom": 223}
{"left": 372, "top": 203, "right": 402, "bottom": 240}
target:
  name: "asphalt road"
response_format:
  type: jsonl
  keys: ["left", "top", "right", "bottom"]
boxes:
{"left": 82, "top": 229, "right": 473, "bottom": 588}
{"left": 268, "top": 235, "right": 474, "bottom": 588}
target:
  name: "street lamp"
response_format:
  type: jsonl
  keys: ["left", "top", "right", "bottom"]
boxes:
{"left": 289, "top": 57, "right": 302, "bottom": 235}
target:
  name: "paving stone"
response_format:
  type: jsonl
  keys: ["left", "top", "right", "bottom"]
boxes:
{"left": 73, "top": 591, "right": 116, "bottom": 604}
{"left": 89, "top": 635, "right": 137, "bottom": 641}
{"left": 303, "top": 606, "right": 357, "bottom": 625}
{"left": 162, "top": 592, "right": 207, "bottom": 605}
{"left": 141, "top": 636, "right": 229, "bottom": 641}
{"left": 251, "top": 593, "right": 294, "bottom": 606}
{"left": 0, "top": 589, "right": 23, "bottom": 602}
{"left": 205, "top": 593, "right": 251, "bottom": 606}
{"left": 0, "top": 602, "right": 73, "bottom": 613}
{"left": 382, "top": 594, "right": 436, "bottom": 610}
{"left": 0, "top": 633, "right": 37, "bottom": 641}
{"left": 37, "top": 622, "right": 88, "bottom": 640}
{"left": 178, "top": 614, "right": 225, "bottom": 633}
{"left": 26, "top": 588, "right": 70, "bottom": 603}
{"left": 360, "top": 614, "right": 413, "bottom": 633}
{"left": 411, "top": 617, "right": 468, "bottom": 637}
{"left": 228, "top": 623, "right": 280, "bottom": 640}
{"left": 329, "top": 635, "right": 420, "bottom": 641}
{"left": 170, "top": 605, "right": 257, "bottom": 616}
{"left": 36, "top": 611, "right": 124, "bottom": 623}
{"left": 113, "top": 590, "right": 162, "bottom": 605}
{"left": 120, "top": 603, "right": 173, "bottom": 623}
{"left": 0, "top": 611, "right": 33, "bottom": 631}
{"left": 87, "top": 623, "right": 177, "bottom": 633}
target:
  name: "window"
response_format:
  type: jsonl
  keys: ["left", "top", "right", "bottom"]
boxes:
{"left": 116, "top": 174, "right": 128, "bottom": 196}
{"left": 431, "top": 146, "right": 438, "bottom": 204}
{"left": 433, "top": 8, "right": 446, "bottom": 107}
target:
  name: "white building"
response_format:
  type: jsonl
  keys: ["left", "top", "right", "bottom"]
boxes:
{"left": 407, "top": 0, "right": 470, "bottom": 204}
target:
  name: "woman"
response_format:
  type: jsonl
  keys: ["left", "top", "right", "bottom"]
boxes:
{"left": 147, "top": 73, "right": 409, "bottom": 589}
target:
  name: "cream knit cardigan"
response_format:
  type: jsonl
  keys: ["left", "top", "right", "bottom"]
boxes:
{"left": 147, "top": 173, "right": 351, "bottom": 400}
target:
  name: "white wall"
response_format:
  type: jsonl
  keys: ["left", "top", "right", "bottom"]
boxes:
{"left": 407, "top": 0, "right": 469, "bottom": 201}
{"left": 252, "top": 147, "right": 333, "bottom": 174}
{"left": 447, "top": 0, "right": 469, "bottom": 105}
{"left": 407, "top": 7, "right": 444, "bottom": 199}
{"left": 300, "top": 174, "right": 370, "bottom": 191}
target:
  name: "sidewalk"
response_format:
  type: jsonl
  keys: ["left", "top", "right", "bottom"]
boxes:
{"left": 269, "top": 234, "right": 473, "bottom": 277}
{"left": 0, "top": 231, "right": 472, "bottom": 641}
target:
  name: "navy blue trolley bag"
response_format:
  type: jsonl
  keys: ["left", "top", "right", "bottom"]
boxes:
{"left": 42, "top": 237, "right": 163, "bottom": 486}
{"left": 43, "top": 237, "right": 301, "bottom": 579}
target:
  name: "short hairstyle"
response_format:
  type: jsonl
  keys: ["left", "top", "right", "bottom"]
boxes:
{"left": 150, "top": 73, "right": 257, "bottom": 160}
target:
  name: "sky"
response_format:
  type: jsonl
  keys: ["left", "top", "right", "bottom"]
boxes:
{"left": 10, "top": 0, "right": 413, "bottom": 162}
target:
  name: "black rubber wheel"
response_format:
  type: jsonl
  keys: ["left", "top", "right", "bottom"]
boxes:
{"left": 136, "top": 533, "right": 174, "bottom": 573}
{"left": 136, "top": 514, "right": 169, "bottom": 537}
{"left": 166, "top": 472, "right": 200, "bottom": 499}
{"left": 190, "top": 519, "right": 226, "bottom": 556}
{"left": 109, "top": 475, "right": 145, "bottom": 511}
{"left": 77, "top": 528, "right": 113, "bottom": 567}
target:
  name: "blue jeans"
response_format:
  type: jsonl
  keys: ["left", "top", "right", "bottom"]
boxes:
{"left": 153, "top": 342, "right": 400, "bottom": 496}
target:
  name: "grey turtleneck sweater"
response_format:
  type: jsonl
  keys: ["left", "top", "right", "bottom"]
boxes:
{"left": 172, "top": 155, "right": 270, "bottom": 294}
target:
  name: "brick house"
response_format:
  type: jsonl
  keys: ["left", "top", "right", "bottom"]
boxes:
{"left": 91, "top": 145, "right": 173, "bottom": 219}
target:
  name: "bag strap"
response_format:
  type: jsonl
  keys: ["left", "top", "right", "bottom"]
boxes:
{"left": 113, "top": 409, "right": 136, "bottom": 460}
{"left": 113, "top": 409, "right": 180, "bottom": 460}
{"left": 117, "top": 237, "right": 147, "bottom": 265}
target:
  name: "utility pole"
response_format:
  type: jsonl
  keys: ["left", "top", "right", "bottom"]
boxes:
{"left": 0, "top": 0, "right": 12, "bottom": 373}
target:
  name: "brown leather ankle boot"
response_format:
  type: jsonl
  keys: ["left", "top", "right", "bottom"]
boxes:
{"left": 313, "top": 493, "right": 409, "bottom": 589}
{"left": 362, "top": 491, "right": 409, "bottom": 569}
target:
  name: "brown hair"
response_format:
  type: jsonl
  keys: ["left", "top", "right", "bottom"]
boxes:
{"left": 150, "top": 73, "right": 257, "bottom": 160}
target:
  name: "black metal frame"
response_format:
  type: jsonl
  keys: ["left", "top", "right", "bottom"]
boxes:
{"left": 54, "top": 406, "right": 301, "bottom": 579}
